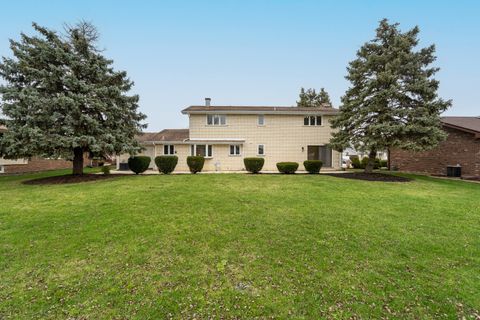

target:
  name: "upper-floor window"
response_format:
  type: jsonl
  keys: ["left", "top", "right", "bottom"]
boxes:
{"left": 207, "top": 114, "right": 226, "bottom": 126}
{"left": 304, "top": 115, "right": 322, "bottom": 126}
{"left": 258, "top": 115, "right": 265, "bottom": 126}
{"left": 164, "top": 144, "right": 175, "bottom": 155}
{"left": 191, "top": 144, "right": 213, "bottom": 158}
{"left": 230, "top": 145, "right": 241, "bottom": 156}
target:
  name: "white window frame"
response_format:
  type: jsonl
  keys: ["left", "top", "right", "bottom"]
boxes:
{"left": 191, "top": 144, "right": 213, "bottom": 158}
{"left": 229, "top": 144, "right": 241, "bottom": 156}
{"left": 258, "top": 114, "right": 265, "bottom": 126}
{"left": 303, "top": 115, "right": 322, "bottom": 126}
{"left": 206, "top": 114, "right": 226, "bottom": 126}
{"left": 0, "top": 165, "right": 4, "bottom": 174}
{"left": 163, "top": 144, "right": 175, "bottom": 155}
{"left": 257, "top": 144, "right": 265, "bottom": 156}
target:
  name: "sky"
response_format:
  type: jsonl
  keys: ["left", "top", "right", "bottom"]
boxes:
{"left": 0, "top": 0, "right": 479, "bottom": 131}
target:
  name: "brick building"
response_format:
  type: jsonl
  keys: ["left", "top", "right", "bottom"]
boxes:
{"left": 0, "top": 125, "right": 79, "bottom": 175}
{"left": 390, "top": 117, "right": 480, "bottom": 177}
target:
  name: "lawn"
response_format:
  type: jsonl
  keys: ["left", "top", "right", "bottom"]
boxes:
{"left": 0, "top": 171, "right": 479, "bottom": 319}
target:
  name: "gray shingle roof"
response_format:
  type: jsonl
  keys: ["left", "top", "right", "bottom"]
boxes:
{"left": 182, "top": 105, "right": 338, "bottom": 114}
{"left": 136, "top": 129, "right": 189, "bottom": 143}
{"left": 442, "top": 117, "right": 480, "bottom": 134}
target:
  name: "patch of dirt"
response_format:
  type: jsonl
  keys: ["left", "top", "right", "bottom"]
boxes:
{"left": 325, "top": 172, "right": 412, "bottom": 182}
{"left": 23, "top": 174, "right": 119, "bottom": 185}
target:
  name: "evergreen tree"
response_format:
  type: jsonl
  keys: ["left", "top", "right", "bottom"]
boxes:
{"left": 330, "top": 19, "right": 451, "bottom": 173}
{"left": 317, "top": 88, "right": 331, "bottom": 105}
{"left": 0, "top": 22, "right": 146, "bottom": 175}
{"left": 297, "top": 87, "right": 331, "bottom": 107}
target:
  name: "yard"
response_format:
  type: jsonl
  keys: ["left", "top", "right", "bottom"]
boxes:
{"left": 0, "top": 171, "right": 479, "bottom": 319}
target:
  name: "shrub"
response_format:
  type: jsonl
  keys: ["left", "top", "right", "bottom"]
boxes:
{"left": 155, "top": 155, "right": 178, "bottom": 174}
{"left": 244, "top": 157, "right": 265, "bottom": 173}
{"left": 350, "top": 156, "right": 362, "bottom": 169}
{"left": 360, "top": 157, "right": 381, "bottom": 169}
{"left": 379, "top": 159, "right": 388, "bottom": 168}
{"left": 303, "top": 160, "right": 323, "bottom": 174}
{"left": 100, "top": 165, "right": 111, "bottom": 175}
{"left": 187, "top": 156, "right": 205, "bottom": 174}
{"left": 276, "top": 162, "right": 299, "bottom": 174}
{"left": 128, "top": 156, "right": 151, "bottom": 175}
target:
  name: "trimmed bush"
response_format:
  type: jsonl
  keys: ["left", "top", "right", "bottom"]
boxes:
{"left": 350, "top": 156, "right": 362, "bottom": 169}
{"left": 277, "top": 162, "right": 299, "bottom": 174}
{"left": 303, "top": 160, "right": 323, "bottom": 174}
{"left": 244, "top": 157, "right": 265, "bottom": 173}
{"left": 187, "top": 156, "right": 205, "bottom": 174}
{"left": 128, "top": 156, "right": 151, "bottom": 175}
{"left": 360, "top": 157, "right": 381, "bottom": 169}
{"left": 379, "top": 159, "right": 388, "bottom": 168}
{"left": 100, "top": 165, "right": 111, "bottom": 175}
{"left": 155, "top": 155, "right": 178, "bottom": 174}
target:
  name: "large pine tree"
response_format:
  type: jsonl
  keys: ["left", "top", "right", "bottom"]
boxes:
{"left": 330, "top": 19, "right": 451, "bottom": 173}
{"left": 0, "top": 22, "right": 146, "bottom": 175}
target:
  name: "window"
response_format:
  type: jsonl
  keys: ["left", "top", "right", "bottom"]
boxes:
{"left": 229, "top": 145, "right": 241, "bottom": 155}
{"left": 207, "top": 114, "right": 226, "bottom": 125}
{"left": 257, "top": 144, "right": 265, "bottom": 156}
{"left": 163, "top": 144, "right": 175, "bottom": 155}
{"left": 0, "top": 165, "right": 4, "bottom": 174}
{"left": 191, "top": 144, "right": 213, "bottom": 157}
{"left": 258, "top": 115, "right": 265, "bottom": 125}
{"left": 304, "top": 115, "right": 322, "bottom": 126}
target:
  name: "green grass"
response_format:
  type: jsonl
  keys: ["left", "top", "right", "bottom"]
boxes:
{"left": 0, "top": 171, "right": 479, "bottom": 319}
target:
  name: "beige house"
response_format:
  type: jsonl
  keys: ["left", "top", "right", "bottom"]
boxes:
{"left": 118, "top": 99, "right": 341, "bottom": 172}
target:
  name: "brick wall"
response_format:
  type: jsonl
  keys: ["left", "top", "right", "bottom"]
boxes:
{"left": 390, "top": 127, "right": 480, "bottom": 177}
{"left": 3, "top": 157, "right": 73, "bottom": 174}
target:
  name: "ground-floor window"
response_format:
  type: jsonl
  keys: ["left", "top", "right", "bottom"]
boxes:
{"left": 163, "top": 144, "right": 175, "bottom": 155}
{"left": 229, "top": 145, "right": 241, "bottom": 155}
{"left": 191, "top": 144, "right": 213, "bottom": 157}
{"left": 257, "top": 144, "right": 265, "bottom": 156}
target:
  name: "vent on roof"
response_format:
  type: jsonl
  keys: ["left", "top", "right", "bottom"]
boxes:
{"left": 205, "top": 98, "right": 211, "bottom": 107}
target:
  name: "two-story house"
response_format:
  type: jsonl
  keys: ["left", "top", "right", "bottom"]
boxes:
{"left": 118, "top": 98, "right": 341, "bottom": 172}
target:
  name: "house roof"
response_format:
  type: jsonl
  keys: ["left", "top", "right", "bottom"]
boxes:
{"left": 441, "top": 117, "right": 480, "bottom": 135}
{"left": 0, "top": 125, "right": 6, "bottom": 132}
{"left": 136, "top": 129, "right": 189, "bottom": 143}
{"left": 181, "top": 105, "right": 339, "bottom": 115}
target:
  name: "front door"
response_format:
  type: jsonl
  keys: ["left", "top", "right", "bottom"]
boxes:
{"left": 307, "top": 145, "right": 332, "bottom": 167}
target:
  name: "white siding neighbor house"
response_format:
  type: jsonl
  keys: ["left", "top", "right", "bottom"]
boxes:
{"left": 118, "top": 98, "right": 341, "bottom": 172}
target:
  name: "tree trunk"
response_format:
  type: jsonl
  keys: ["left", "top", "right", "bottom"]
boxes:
{"left": 364, "top": 149, "right": 377, "bottom": 173}
{"left": 72, "top": 147, "right": 84, "bottom": 175}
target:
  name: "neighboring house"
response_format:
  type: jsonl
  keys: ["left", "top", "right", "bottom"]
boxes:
{"left": 118, "top": 98, "right": 342, "bottom": 172}
{"left": 0, "top": 125, "right": 76, "bottom": 174}
{"left": 390, "top": 117, "right": 480, "bottom": 177}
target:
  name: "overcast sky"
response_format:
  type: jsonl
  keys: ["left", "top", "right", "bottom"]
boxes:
{"left": 1, "top": 0, "right": 479, "bottom": 131}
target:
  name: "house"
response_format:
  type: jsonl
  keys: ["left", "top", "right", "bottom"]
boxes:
{"left": 0, "top": 125, "right": 77, "bottom": 174}
{"left": 390, "top": 116, "right": 480, "bottom": 177}
{"left": 118, "top": 98, "right": 342, "bottom": 172}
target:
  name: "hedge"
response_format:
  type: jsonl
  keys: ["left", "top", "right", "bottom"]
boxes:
{"left": 276, "top": 162, "right": 299, "bottom": 174}
{"left": 155, "top": 155, "right": 178, "bottom": 174}
{"left": 244, "top": 157, "right": 265, "bottom": 173}
{"left": 303, "top": 160, "right": 323, "bottom": 174}
{"left": 128, "top": 156, "right": 151, "bottom": 174}
{"left": 187, "top": 156, "right": 205, "bottom": 174}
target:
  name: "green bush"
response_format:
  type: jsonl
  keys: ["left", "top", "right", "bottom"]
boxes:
{"left": 350, "top": 156, "right": 362, "bottom": 169}
{"left": 244, "top": 157, "right": 265, "bottom": 173}
{"left": 303, "top": 160, "right": 323, "bottom": 174}
{"left": 100, "top": 165, "right": 111, "bottom": 175}
{"left": 128, "top": 156, "right": 151, "bottom": 175}
{"left": 187, "top": 156, "right": 205, "bottom": 174}
{"left": 360, "top": 157, "right": 381, "bottom": 169}
{"left": 155, "top": 155, "right": 178, "bottom": 174}
{"left": 276, "top": 162, "right": 299, "bottom": 174}
{"left": 379, "top": 159, "right": 388, "bottom": 168}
